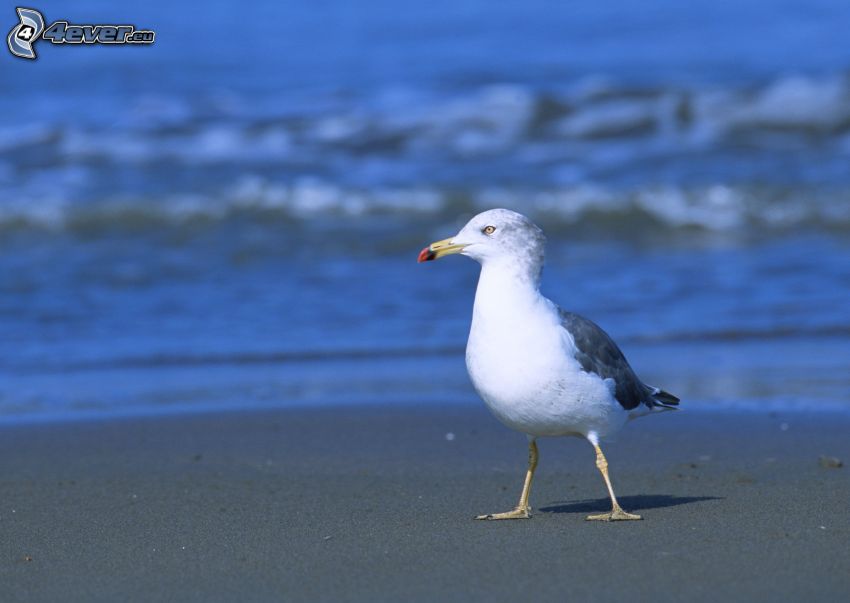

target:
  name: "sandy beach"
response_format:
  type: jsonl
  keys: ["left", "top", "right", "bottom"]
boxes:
{"left": 1, "top": 405, "right": 848, "bottom": 602}
{"left": 5, "top": 1, "right": 850, "bottom": 601}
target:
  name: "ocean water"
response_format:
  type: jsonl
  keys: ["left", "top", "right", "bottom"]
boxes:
{"left": 1, "top": 0, "right": 849, "bottom": 419}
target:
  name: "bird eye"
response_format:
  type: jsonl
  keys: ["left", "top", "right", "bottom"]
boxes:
{"left": 482, "top": 225, "right": 496, "bottom": 235}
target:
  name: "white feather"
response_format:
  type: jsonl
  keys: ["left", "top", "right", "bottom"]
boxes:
{"left": 465, "top": 259, "right": 628, "bottom": 440}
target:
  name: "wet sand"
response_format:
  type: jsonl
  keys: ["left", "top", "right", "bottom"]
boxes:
{"left": 1, "top": 406, "right": 848, "bottom": 602}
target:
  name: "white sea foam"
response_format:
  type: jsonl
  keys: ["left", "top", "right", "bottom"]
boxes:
{"left": 8, "top": 75, "right": 849, "bottom": 165}
{"left": 3, "top": 177, "right": 848, "bottom": 237}
{"left": 553, "top": 99, "right": 660, "bottom": 139}
{"left": 3, "top": 74, "right": 850, "bottom": 235}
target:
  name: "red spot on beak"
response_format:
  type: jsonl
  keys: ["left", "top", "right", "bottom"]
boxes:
{"left": 418, "top": 246, "right": 435, "bottom": 263}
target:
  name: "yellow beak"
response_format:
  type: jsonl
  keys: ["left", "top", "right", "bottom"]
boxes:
{"left": 418, "top": 237, "right": 466, "bottom": 262}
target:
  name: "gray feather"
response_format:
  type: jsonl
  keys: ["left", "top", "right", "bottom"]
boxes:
{"left": 559, "top": 309, "right": 679, "bottom": 411}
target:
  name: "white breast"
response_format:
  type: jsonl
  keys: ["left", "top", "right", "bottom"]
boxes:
{"left": 464, "top": 265, "right": 626, "bottom": 439}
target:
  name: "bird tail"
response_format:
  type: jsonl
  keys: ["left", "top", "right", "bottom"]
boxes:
{"left": 650, "top": 387, "right": 680, "bottom": 409}
{"left": 629, "top": 385, "right": 681, "bottom": 420}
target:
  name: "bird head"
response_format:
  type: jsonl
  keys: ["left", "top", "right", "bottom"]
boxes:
{"left": 418, "top": 209, "right": 546, "bottom": 280}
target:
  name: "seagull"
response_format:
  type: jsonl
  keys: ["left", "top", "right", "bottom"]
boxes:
{"left": 418, "top": 209, "right": 679, "bottom": 521}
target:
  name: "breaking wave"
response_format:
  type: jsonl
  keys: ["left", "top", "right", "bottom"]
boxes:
{"left": 2, "top": 180, "right": 850, "bottom": 237}
{"left": 4, "top": 73, "right": 850, "bottom": 237}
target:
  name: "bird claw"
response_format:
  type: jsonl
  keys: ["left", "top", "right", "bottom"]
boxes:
{"left": 474, "top": 507, "right": 531, "bottom": 520}
{"left": 586, "top": 507, "right": 642, "bottom": 521}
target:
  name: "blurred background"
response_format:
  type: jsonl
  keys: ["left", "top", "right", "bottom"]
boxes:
{"left": 1, "top": 0, "right": 849, "bottom": 419}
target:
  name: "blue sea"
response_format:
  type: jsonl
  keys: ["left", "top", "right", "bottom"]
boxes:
{"left": 2, "top": 0, "right": 849, "bottom": 420}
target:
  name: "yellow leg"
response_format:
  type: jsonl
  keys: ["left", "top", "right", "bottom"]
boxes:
{"left": 586, "top": 444, "right": 642, "bottom": 521}
{"left": 476, "top": 439, "right": 538, "bottom": 520}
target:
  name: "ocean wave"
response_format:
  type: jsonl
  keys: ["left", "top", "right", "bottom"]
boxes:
{"left": 4, "top": 73, "right": 850, "bottom": 237}
{"left": 2, "top": 179, "right": 850, "bottom": 236}
{"left": 6, "top": 74, "right": 849, "bottom": 159}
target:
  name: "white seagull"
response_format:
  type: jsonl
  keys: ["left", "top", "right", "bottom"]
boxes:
{"left": 418, "top": 209, "right": 679, "bottom": 521}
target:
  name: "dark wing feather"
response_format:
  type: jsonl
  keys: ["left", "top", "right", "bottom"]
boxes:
{"left": 559, "top": 309, "right": 675, "bottom": 411}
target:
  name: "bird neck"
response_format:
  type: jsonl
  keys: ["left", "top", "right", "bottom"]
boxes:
{"left": 472, "top": 259, "right": 545, "bottom": 324}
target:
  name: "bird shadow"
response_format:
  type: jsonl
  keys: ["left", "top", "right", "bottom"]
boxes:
{"left": 539, "top": 494, "right": 722, "bottom": 515}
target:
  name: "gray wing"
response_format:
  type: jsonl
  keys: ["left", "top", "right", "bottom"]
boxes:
{"left": 559, "top": 309, "right": 676, "bottom": 411}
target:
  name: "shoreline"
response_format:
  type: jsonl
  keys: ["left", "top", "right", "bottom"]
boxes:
{"left": 2, "top": 405, "right": 849, "bottom": 601}
{"left": 3, "top": 393, "right": 850, "bottom": 429}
